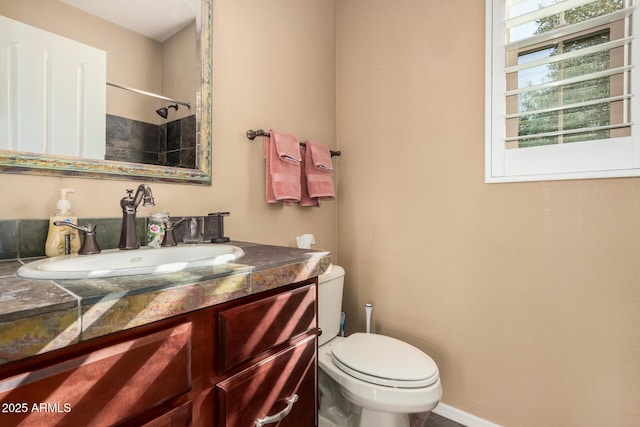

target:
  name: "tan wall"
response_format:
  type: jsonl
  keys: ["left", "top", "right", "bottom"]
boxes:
{"left": 162, "top": 21, "right": 197, "bottom": 121}
{"left": 3, "top": 1, "right": 639, "bottom": 425}
{"left": 336, "top": 1, "right": 640, "bottom": 426}
{"left": 0, "top": 0, "right": 338, "bottom": 255}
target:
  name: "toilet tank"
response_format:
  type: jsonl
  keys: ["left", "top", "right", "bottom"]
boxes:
{"left": 318, "top": 265, "right": 345, "bottom": 346}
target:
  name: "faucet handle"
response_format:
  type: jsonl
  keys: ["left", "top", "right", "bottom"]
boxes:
{"left": 161, "top": 218, "right": 187, "bottom": 247}
{"left": 53, "top": 222, "right": 101, "bottom": 255}
{"left": 53, "top": 221, "right": 94, "bottom": 234}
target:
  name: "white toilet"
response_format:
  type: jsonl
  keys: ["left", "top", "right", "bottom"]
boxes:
{"left": 318, "top": 265, "right": 442, "bottom": 427}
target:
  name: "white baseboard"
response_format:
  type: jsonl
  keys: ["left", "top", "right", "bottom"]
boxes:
{"left": 433, "top": 403, "right": 502, "bottom": 427}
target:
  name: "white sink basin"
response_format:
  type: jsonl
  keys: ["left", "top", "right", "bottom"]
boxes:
{"left": 17, "top": 244, "right": 245, "bottom": 280}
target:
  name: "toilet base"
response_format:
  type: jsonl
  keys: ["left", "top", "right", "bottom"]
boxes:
{"left": 359, "top": 408, "right": 409, "bottom": 427}
{"left": 319, "top": 364, "right": 436, "bottom": 427}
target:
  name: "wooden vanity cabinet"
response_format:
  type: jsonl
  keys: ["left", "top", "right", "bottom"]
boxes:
{"left": 0, "top": 278, "right": 318, "bottom": 427}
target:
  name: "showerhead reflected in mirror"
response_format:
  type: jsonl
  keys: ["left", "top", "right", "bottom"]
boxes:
{"left": 156, "top": 104, "right": 179, "bottom": 119}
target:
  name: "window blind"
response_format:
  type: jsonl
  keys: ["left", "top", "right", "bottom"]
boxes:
{"left": 504, "top": 0, "right": 634, "bottom": 147}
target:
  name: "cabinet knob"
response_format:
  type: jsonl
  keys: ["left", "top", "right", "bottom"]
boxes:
{"left": 255, "top": 394, "right": 299, "bottom": 427}
{"left": 318, "top": 328, "right": 323, "bottom": 336}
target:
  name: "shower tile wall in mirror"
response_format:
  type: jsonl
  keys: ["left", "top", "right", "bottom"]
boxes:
{"left": 106, "top": 115, "right": 197, "bottom": 169}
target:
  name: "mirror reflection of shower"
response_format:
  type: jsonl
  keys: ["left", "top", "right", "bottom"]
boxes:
{"left": 156, "top": 104, "right": 179, "bottom": 119}
{"left": 105, "top": 82, "right": 196, "bottom": 168}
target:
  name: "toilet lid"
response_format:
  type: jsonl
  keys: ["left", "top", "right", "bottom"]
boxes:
{"left": 331, "top": 333, "right": 439, "bottom": 388}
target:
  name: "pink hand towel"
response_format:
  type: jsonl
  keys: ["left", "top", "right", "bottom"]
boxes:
{"left": 264, "top": 130, "right": 302, "bottom": 204}
{"left": 299, "top": 145, "right": 319, "bottom": 207}
{"left": 309, "top": 140, "right": 333, "bottom": 172}
{"left": 304, "top": 140, "right": 335, "bottom": 200}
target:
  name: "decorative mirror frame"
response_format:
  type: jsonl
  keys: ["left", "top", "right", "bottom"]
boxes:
{"left": 0, "top": 0, "right": 212, "bottom": 186}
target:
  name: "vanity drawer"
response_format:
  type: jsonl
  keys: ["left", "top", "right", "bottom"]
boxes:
{"left": 216, "top": 333, "right": 316, "bottom": 427}
{"left": 217, "top": 283, "right": 316, "bottom": 372}
{"left": 0, "top": 322, "right": 192, "bottom": 426}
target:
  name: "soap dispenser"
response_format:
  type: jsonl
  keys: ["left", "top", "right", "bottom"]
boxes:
{"left": 45, "top": 189, "right": 80, "bottom": 257}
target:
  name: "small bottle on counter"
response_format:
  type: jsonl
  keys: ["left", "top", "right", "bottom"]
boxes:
{"left": 45, "top": 188, "right": 80, "bottom": 257}
{"left": 147, "top": 212, "right": 169, "bottom": 248}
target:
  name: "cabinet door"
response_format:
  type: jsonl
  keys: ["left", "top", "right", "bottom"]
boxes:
{"left": 0, "top": 322, "right": 191, "bottom": 426}
{"left": 217, "top": 334, "right": 316, "bottom": 427}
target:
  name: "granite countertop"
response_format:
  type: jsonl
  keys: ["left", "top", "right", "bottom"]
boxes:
{"left": 0, "top": 241, "right": 331, "bottom": 365}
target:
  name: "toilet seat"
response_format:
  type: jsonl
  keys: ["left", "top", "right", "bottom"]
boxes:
{"left": 331, "top": 333, "right": 439, "bottom": 388}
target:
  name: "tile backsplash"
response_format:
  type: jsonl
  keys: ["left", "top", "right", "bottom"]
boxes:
{"left": 0, "top": 215, "right": 226, "bottom": 260}
{"left": 0, "top": 218, "right": 145, "bottom": 260}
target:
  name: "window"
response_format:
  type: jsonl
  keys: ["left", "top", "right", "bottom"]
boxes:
{"left": 486, "top": 0, "right": 640, "bottom": 182}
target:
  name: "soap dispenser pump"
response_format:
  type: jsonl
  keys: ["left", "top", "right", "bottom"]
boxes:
{"left": 45, "top": 188, "right": 80, "bottom": 257}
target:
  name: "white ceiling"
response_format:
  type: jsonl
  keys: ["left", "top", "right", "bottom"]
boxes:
{"left": 59, "top": 0, "right": 200, "bottom": 42}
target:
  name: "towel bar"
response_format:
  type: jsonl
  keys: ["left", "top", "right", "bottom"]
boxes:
{"left": 246, "top": 129, "right": 341, "bottom": 157}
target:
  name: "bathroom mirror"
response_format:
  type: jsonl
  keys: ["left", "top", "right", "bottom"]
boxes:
{"left": 0, "top": 0, "right": 212, "bottom": 185}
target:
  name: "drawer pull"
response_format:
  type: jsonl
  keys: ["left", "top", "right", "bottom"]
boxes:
{"left": 255, "top": 394, "right": 299, "bottom": 427}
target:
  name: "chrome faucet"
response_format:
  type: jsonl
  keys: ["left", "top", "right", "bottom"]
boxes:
{"left": 118, "top": 184, "right": 155, "bottom": 250}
